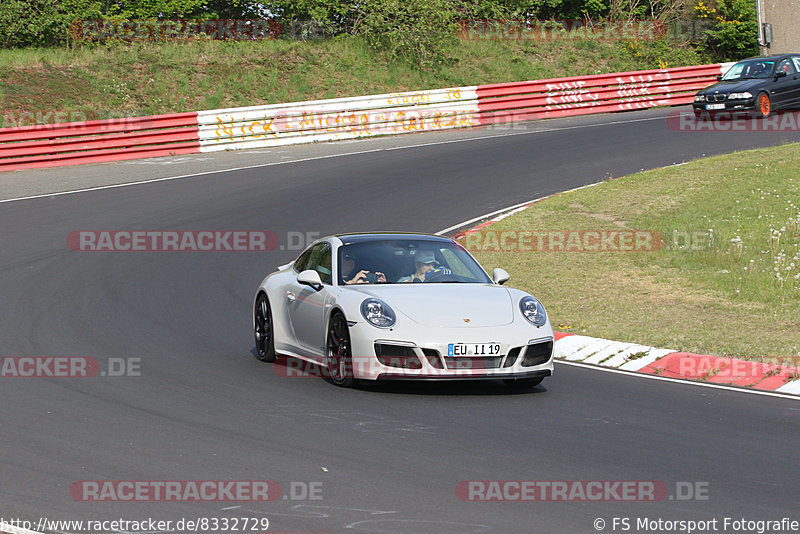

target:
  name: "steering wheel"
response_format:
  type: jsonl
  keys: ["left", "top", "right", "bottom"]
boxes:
{"left": 423, "top": 267, "right": 452, "bottom": 282}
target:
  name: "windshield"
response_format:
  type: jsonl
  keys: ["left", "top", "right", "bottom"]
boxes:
{"left": 720, "top": 60, "right": 775, "bottom": 81}
{"left": 337, "top": 239, "right": 492, "bottom": 285}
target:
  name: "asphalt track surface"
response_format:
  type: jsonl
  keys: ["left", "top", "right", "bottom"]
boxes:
{"left": 2, "top": 108, "right": 799, "bottom": 533}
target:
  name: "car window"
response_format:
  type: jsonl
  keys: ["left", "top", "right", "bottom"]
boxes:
{"left": 793, "top": 57, "right": 800, "bottom": 72}
{"left": 337, "top": 239, "right": 492, "bottom": 285}
{"left": 720, "top": 62, "right": 745, "bottom": 80}
{"left": 305, "top": 243, "right": 332, "bottom": 284}
{"left": 721, "top": 60, "right": 775, "bottom": 80}
{"left": 439, "top": 247, "right": 478, "bottom": 278}
{"left": 293, "top": 247, "right": 314, "bottom": 273}
{"left": 777, "top": 58, "right": 796, "bottom": 75}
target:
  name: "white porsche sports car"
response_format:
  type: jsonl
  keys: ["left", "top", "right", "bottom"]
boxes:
{"left": 253, "top": 233, "right": 554, "bottom": 388}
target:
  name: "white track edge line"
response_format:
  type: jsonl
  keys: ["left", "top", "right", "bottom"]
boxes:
{"left": 0, "top": 113, "right": 667, "bottom": 204}
{"left": 556, "top": 360, "right": 800, "bottom": 401}
{"left": 438, "top": 193, "right": 800, "bottom": 401}
{"left": 436, "top": 182, "right": 600, "bottom": 236}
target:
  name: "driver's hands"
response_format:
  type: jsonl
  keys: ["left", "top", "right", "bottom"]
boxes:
{"left": 424, "top": 267, "right": 452, "bottom": 280}
{"left": 375, "top": 272, "right": 386, "bottom": 283}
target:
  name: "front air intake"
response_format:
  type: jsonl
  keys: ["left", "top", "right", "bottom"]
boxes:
{"left": 521, "top": 340, "right": 553, "bottom": 367}
{"left": 374, "top": 343, "right": 423, "bottom": 369}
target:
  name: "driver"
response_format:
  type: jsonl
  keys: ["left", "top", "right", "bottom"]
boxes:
{"left": 749, "top": 63, "right": 766, "bottom": 77}
{"left": 397, "top": 250, "right": 449, "bottom": 283}
{"left": 341, "top": 252, "right": 386, "bottom": 284}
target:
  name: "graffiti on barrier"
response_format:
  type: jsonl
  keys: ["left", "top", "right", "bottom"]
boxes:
{"left": 210, "top": 108, "right": 479, "bottom": 143}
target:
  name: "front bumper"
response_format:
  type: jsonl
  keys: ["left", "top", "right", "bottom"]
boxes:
{"left": 347, "top": 320, "right": 555, "bottom": 381}
{"left": 692, "top": 99, "right": 756, "bottom": 114}
{"left": 377, "top": 369, "right": 552, "bottom": 381}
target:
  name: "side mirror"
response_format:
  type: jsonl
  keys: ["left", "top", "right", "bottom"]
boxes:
{"left": 492, "top": 268, "right": 510, "bottom": 285}
{"left": 297, "top": 269, "right": 323, "bottom": 290}
{"left": 716, "top": 75, "right": 722, "bottom": 81}
{"left": 775, "top": 71, "right": 788, "bottom": 79}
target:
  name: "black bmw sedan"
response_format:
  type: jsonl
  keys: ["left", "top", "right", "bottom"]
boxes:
{"left": 693, "top": 54, "right": 800, "bottom": 118}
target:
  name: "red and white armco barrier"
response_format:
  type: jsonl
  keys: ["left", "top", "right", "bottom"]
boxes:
{"left": 0, "top": 113, "right": 200, "bottom": 172}
{"left": 198, "top": 87, "right": 479, "bottom": 151}
{"left": 0, "top": 63, "right": 732, "bottom": 172}
{"left": 477, "top": 62, "right": 733, "bottom": 122}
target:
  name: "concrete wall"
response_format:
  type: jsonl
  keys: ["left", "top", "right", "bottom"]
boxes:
{"left": 760, "top": 0, "right": 800, "bottom": 54}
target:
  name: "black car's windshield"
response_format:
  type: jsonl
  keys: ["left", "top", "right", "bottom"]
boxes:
{"left": 721, "top": 60, "right": 775, "bottom": 80}
{"left": 337, "top": 239, "right": 492, "bottom": 285}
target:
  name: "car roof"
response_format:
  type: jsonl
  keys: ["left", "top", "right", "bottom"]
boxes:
{"left": 739, "top": 54, "right": 797, "bottom": 62}
{"left": 334, "top": 232, "right": 452, "bottom": 245}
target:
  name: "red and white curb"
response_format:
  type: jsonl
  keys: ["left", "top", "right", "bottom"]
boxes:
{"left": 554, "top": 332, "right": 800, "bottom": 395}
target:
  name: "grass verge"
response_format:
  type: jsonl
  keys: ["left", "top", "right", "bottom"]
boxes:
{"left": 0, "top": 36, "right": 704, "bottom": 123}
{"left": 464, "top": 143, "right": 800, "bottom": 365}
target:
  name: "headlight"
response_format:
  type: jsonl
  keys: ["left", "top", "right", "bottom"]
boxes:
{"left": 728, "top": 92, "right": 752, "bottom": 100}
{"left": 694, "top": 94, "right": 706, "bottom": 102}
{"left": 360, "top": 298, "right": 396, "bottom": 328}
{"left": 519, "top": 296, "right": 547, "bottom": 327}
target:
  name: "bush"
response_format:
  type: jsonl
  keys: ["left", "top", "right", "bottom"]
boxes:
{"left": 623, "top": 37, "right": 704, "bottom": 69}
{"left": 0, "top": 0, "right": 254, "bottom": 48}
{"left": 0, "top": 0, "right": 65, "bottom": 48}
{"left": 353, "top": 0, "right": 459, "bottom": 66}
{"left": 695, "top": 0, "right": 759, "bottom": 61}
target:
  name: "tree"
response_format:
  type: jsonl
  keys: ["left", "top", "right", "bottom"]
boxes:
{"left": 695, "top": 0, "right": 759, "bottom": 59}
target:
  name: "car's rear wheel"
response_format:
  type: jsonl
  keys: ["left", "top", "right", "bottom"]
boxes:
{"left": 755, "top": 92, "right": 771, "bottom": 118}
{"left": 503, "top": 377, "right": 543, "bottom": 389}
{"left": 254, "top": 293, "right": 276, "bottom": 362}
{"left": 326, "top": 312, "right": 355, "bottom": 387}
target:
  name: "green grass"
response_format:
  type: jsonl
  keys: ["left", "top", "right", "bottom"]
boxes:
{"left": 465, "top": 143, "right": 800, "bottom": 365}
{"left": 0, "top": 36, "right": 704, "bottom": 123}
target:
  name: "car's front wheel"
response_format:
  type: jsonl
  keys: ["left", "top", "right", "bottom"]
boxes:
{"left": 254, "top": 293, "right": 276, "bottom": 362}
{"left": 503, "top": 377, "right": 543, "bottom": 389}
{"left": 754, "top": 92, "right": 771, "bottom": 118}
{"left": 326, "top": 312, "right": 355, "bottom": 387}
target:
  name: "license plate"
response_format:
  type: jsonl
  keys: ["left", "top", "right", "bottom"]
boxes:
{"left": 706, "top": 103, "right": 725, "bottom": 110}
{"left": 448, "top": 343, "right": 501, "bottom": 357}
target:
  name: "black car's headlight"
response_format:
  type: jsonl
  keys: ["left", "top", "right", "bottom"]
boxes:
{"left": 519, "top": 296, "right": 547, "bottom": 327}
{"left": 728, "top": 92, "right": 752, "bottom": 100}
{"left": 360, "top": 298, "right": 396, "bottom": 328}
{"left": 694, "top": 94, "right": 706, "bottom": 102}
